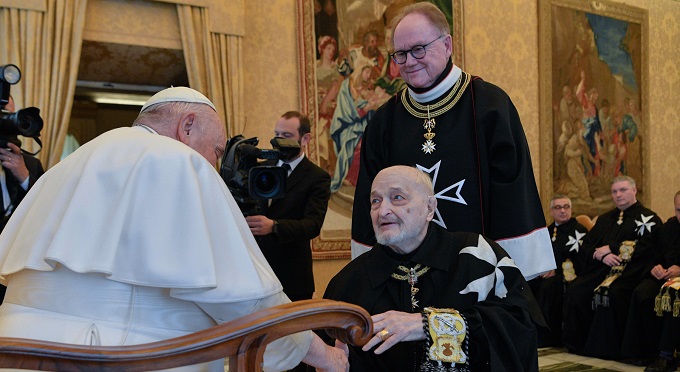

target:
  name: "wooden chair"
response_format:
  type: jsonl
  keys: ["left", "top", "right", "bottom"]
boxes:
{"left": 575, "top": 214, "right": 598, "bottom": 231}
{"left": 0, "top": 299, "right": 372, "bottom": 371}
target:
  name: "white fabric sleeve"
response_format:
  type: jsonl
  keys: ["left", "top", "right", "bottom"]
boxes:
{"left": 194, "top": 291, "right": 313, "bottom": 371}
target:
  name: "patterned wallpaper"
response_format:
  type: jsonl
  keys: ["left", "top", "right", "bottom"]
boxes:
{"left": 243, "top": 0, "right": 680, "bottom": 220}
{"left": 243, "top": 1, "right": 300, "bottom": 142}
{"left": 463, "top": 0, "right": 680, "bottom": 220}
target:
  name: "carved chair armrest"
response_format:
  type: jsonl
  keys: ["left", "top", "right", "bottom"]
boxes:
{"left": 0, "top": 299, "right": 372, "bottom": 371}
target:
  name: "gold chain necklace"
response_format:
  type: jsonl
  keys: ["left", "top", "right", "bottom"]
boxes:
{"left": 391, "top": 264, "right": 431, "bottom": 309}
{"left": 401, "top": 72, "right": 470, "bottom": 154}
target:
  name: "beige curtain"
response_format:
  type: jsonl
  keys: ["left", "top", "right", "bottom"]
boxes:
{"left": 177, "top": 4, "right": 245, "bottom": 138}
{"left": 0, "top": 0, "right": 86, "bottom": 168}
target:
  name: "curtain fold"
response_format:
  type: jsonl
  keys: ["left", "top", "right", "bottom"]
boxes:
{"left": 177, "top": 4, "right": 244, "bottom": 138}
{"left": 0, "top": 0, "right": 86, "bottom": 168}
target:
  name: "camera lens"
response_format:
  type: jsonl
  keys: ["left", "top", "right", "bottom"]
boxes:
{"left": 248, "top": 166, "right": 286, "bottom": 199}
{"left": 254, "top": 170, "right": 278, "bottom": 195}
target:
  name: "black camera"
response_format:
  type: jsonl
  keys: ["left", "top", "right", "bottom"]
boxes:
{"left": 0, "top": 64, "right": 44, "bottom": 150}
{"left": 220, "top": 135, "right": 300, "bottom": 216}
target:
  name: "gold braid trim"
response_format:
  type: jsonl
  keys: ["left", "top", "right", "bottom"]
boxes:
{"left": 401, "top": 72, "right": 471, "bottom": 119}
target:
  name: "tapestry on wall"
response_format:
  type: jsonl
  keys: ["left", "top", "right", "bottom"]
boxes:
{"left": 538, "top": 0, "right": 649, "bottom": 218}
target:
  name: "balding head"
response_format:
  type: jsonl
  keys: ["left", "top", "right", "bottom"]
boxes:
{"left": 370, "top": 166, "right": 436, "bottom": 254}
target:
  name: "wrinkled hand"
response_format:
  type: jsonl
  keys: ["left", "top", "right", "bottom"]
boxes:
{"left": 540, "top": 270, "right": 556, "bottom": 279}
{"left": 315, "top": 345, "right": 349, "bottom": 372}
{"left": 664, "top": 265, "right": 680, "bottom": 280}
{"left": 245, "top": 215, "right": 274, "bottom": 236}
{"left": 362, "top": 310, "right": 425, "bottom": 355}
{"left": 305, "top": 334, "right": 348, "bottom": 372}
{"left": 0, "top": 143, "right": 29, "bottom": 183}
{"left": 651, "top": 264, "right": 667, "bottom": 280}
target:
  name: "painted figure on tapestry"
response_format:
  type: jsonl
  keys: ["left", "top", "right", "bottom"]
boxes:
{"left": 551, "top": 9, "right": 643, "bottom": 217}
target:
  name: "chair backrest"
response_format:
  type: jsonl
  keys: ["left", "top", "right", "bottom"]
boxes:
{"left": 575, "top": 214, "right": 597, "bottom": 231}
{"left": 0, "top": 299, "right": 372, "bottom": 371}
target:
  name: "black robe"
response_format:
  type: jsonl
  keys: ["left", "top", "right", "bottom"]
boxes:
{"left": 562, "top": 201, "right": 662, "bottom": 358}
{"left": 621, "top": 216, "right": 680, "bottom": 359}
{"left": 528, "top": 218, "right": 588, "bottom": 347}
{"left": 325, "top": 223, "right": 545, "bottom": 372}
{"left": 351, "top": 72, "right": 552, "bottom": 280}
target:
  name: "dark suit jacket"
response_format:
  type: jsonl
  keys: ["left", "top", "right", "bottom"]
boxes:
{"left": 256, "top": 156, "right": 330, "bottom": 299}
{"left": 1, "top": 154, "right": 44, "bottom": 231}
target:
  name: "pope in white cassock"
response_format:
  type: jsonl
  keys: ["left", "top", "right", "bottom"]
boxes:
{"left": 0, "top": 87, "right": 348, "bottom": 371}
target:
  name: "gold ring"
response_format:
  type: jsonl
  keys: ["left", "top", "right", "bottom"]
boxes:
{"left": 377, "top": 329, "right": 390, "bottom": 341}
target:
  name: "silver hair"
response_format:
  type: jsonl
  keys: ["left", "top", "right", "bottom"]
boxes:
{"left": 611, "top": 175, "right": 636, "bottom": 188}
{"left": 550, "top": 194, "right": 572, "bottom": 209}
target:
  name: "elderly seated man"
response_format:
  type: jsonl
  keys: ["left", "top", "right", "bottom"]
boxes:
{"left": 324, "top": 165, "right": 545, "bottom": 371}
{"left": 0, "top": 87, "right": 347, "bottom": 372}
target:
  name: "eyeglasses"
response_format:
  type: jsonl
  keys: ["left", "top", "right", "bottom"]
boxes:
{"left": 552, "top": 204, "right": 571, "bottom": 211}
{"left": 390, "top": 35, "right": 447, "bottom": 65}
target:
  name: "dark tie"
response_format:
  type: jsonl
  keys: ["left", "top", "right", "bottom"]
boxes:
{"left": 282, "top": 163, "right": 291, "bottom": 175}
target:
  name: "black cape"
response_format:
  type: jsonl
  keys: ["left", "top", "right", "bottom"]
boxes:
{"left": 529, "top": 218, "right": 588, "bottom": 346}
{"left": 621, "top": 216, "right": 680, "bottom": 359}
{"left": 325, "top": 223, "right": 545, "bottom": 372}
{"left": 351, "top": 72, "right": 552, "bottom": 279}
{"left": 562, "top": 201, "right": 662, "bottom": 358}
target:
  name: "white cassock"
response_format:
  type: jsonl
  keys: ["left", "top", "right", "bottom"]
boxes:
{"left": 0, "top": 126, "right": 311, "bottom": 371}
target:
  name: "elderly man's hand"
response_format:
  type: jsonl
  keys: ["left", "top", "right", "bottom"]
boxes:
{"left": 664, "top": 265, "right": 680, "bottom": 280}
{"left": 362, "top": 310, "right": 425, "bottom": 354}
{"left": 651, "top": 264, "right": 667, "bottom": 280}
{"left": 0, "top": 143, "right": 29, "bottom": 183}
{"left": 303, "top": 334, "right": 349, "bottom": 372}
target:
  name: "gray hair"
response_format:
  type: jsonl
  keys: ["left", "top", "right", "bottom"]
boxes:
{"left": 611, "top": 175, "right": 636, "bottom": 188}
{"left": 550, "top": 194, "right": 572, "bottom": 209}
{"left": 388, "top": 2, "right": 450, "bottom": 50}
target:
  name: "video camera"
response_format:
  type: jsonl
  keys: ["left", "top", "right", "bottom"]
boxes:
{"left": 220, "top": 135, "right": 300, "bottom": 216}
{"left": 0, "top": 64, "right": 44, "bottom": 151}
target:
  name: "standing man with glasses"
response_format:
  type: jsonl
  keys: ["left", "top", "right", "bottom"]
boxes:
{"left": 351, "top": 2, "right": 554, "bottom": 281}
{"left": 529, "top": 195, "right": 588, "bottom": 347}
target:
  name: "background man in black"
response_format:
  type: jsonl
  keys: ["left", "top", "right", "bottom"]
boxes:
{"left": 621, "top": 189, "right": 680, "bottom": 370}
{"left": 0, "top": 94, "right": 44, "bottom": 303}
{"left": 562, "top": 176, "right": 662, "bottom": 359}
{"left": 529, "top": 195, "right": 588, "bottom": 347}
{"left": 245, "top": 111, "right": 331, "bottom": 302}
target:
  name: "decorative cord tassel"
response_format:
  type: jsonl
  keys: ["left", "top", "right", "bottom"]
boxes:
{"left": 602, "top": 289, "right": 609, "bottom": 308}
{"left": 673, "top": 292, "right": 680, "bottom": 318}
{"left": 655, "top": 291, "right": 663, "bottom": 316}
{"left": 662, "top": 291, "right": 672, "bottom": 312}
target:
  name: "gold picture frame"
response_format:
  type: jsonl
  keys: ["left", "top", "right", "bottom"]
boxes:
{"left": 538, "top": 0, "right": 649, "bottom": 218}
{"left": 296, "top": 0, "right": 464, "bottom": 259}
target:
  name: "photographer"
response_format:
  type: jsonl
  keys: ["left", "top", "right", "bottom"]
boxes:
{"left": 0, "top": 95, "right": 45, "bottom": 230}
{"left": 245, "top": 111, "right": 331, "bottom": 303}
{"left": 0, "top": 96, "right": 45, "bottom": 303}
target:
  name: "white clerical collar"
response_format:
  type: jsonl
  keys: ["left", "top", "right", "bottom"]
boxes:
{"left": 133, "top": 125, "right": 158, "bottom": 134}
{"left": 277, "top": 152, "right": 304, "bottom": 172}
{"left": 408, "top": 64, "right": 462, "bottom": 103}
